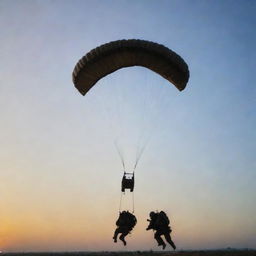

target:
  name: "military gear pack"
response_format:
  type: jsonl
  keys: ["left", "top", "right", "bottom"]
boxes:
{"left": 158, "top": 211, "right": 170, "bottom": 226}
{"left": 116, "top": 211, "right": 137, "bottom": 230}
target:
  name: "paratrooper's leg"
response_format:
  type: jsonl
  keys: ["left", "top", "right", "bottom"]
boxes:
{"left": 154, "top": 230, "right": 166, "bottom": 249}
{"left": 163, "top": 232, "right": 176, "bottom": 250}
{"left": 119, "top": 230, "right": 129, "bottom": 246}
{"left": 113, "top": 227, "right": 121, "bottom": 243}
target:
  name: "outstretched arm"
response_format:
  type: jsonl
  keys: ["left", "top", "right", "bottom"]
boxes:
{"left": 146, "top": 221, "right": 154, "bottom": 230}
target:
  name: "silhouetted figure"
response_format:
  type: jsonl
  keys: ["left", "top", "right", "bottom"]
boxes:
{"left": 146, "top": 211, "right": 176, "bottom": 250}
{"left": 113, "top": 211, "right": 137, "bottom": 246}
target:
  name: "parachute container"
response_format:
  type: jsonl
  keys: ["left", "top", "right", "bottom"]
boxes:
{"left": 121, "top": 172, "right": 134, "bottom": 192}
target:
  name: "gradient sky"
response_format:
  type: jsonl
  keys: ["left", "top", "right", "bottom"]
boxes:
{"left": 0, "top": 0, "right": 255, "bottom": 252}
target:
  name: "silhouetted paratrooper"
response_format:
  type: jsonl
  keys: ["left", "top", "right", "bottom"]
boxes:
{"left": 113, "top": 211, "right": 137, "bottom": 246}
{"left": 146, "top": 211, "right": 176, "bottom": 250}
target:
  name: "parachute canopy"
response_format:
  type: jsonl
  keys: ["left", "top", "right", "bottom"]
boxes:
{"left": 72, "top": 39, "right": 189, "bottom": 95}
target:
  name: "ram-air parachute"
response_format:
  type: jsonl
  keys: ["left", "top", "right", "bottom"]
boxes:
{"left": 72, "top": 39, "right": 189, "bottom": 95}
{"left": 72, "top": 39, "right": 189, "bottom": 213}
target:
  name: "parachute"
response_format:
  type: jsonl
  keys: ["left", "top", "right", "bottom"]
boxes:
{"left": 72, "top": 39, "right": 190, "bottom": 214}
{"left": 72, "top": 39, "right": 189, "bottom": 95}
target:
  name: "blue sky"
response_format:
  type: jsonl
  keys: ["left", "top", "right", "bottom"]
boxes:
{"left": 0, "top": 0, "right": 255, "bottom": 252}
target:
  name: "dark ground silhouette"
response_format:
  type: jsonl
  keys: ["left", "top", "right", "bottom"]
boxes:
{"left": 1, "top": 249, "right": 256, "bottom": 256}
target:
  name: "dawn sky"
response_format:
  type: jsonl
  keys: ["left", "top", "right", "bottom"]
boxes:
{"left": 0, "top": 0, "right": 255, "bottom": 252}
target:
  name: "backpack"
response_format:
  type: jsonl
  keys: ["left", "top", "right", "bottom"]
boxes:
{"left": 126, "top": 212, "right": 137, "bottom": 228}
{"left": 157, "top": 211, "right": 170, "bottom": 226}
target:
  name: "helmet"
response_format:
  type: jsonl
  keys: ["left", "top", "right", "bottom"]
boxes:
{"left": 150, "top": 211, "right": 155, "bottom": 218}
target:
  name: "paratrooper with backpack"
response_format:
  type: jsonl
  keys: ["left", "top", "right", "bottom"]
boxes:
{"left": 146, "top": 211, "right": 176, "bottom": 250}
{"left": 113, "top": 211, "right": 137, "bottom": 246}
